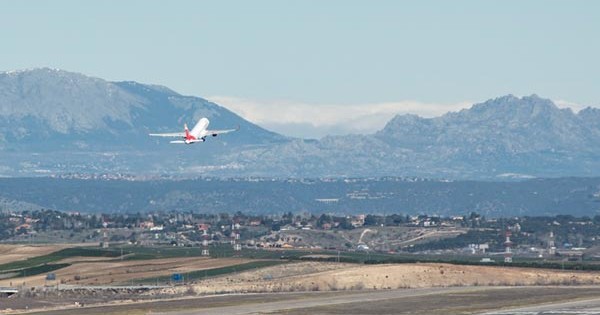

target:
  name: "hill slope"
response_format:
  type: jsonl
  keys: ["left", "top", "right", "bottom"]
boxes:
{"left": 0, "top": 68, "right": 286, "bottom": 175}
{"left": 1, "top": 69, "right": 600, "bottom": 179}
{"left": 0, "top": 68, "right": 285, "bottom": 147}
{"left": 226, "top": 95, "right": 600, "bottom": 179}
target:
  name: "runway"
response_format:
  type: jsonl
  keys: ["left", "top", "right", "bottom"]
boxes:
{"left": 482, "top": 297, "right": 600, "bottom": 315}
{"left": 25, "top": 286, "right": 600, "bottom": 315}
{"left": 157, "top": 287, "right": 467, "bottom": 315}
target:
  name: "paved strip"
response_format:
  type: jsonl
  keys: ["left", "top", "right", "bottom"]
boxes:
{"left": 158, "top": 287, "right": 481, "bottom": 315}
{"left": 482, "top": 297, "right": 600, "bottom": 315}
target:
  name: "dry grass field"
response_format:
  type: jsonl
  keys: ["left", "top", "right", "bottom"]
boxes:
{"left": 160, "top": 261, "right": 600, "bottom": 295}
{"left": 0, "top": 245, "right": 67, "bottom": 265}
{"left": 5, "top": 246, "right": 600, "bottom": 314}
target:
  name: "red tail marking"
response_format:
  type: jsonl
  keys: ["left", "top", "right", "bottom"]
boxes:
{"left": 184, "top": 123, "right": 196, "bottom": 140}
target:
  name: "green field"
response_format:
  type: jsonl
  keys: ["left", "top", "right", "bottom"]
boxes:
{"left": 87, "top": 244, "right": 600, "bottom": 271}
{"left": 0, "top": 247, "right": 123, "bottom": 280}
{"left": 2, "top": 243, "right": 599, "bottom": 284}
{"left": 132, "top": 260, "right": 288, "bottom": 284}
{"left": 117, "top": 244, "right": 319, "bottom": 261}
{"left": 11, "top": 263, "right": 70, "bottom": 278}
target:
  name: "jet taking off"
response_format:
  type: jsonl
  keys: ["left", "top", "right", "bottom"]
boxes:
{"left": 149, "top": 118, "right": 238, "bottom": 144}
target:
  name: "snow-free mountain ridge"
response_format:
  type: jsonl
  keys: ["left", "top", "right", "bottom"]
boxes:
{"left": 1, "top": 68, "right": 599, "bottom": 179}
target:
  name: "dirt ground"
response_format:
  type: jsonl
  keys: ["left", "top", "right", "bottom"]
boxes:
{"left": 159, "top": 261, "right": 600, "bottom": 295}
{"left": 4, "top": 260, "right": 600, "bottom": 314}
{"left": 13, "top": 286, "right": 600, "bottom": 315}
{"left": 2, "top": 291, "right": 360, "bottom": 315}
{"left": 5, "top": 249, "right": 600, "bottom": 314}
{"left": 274, "top": 226, "right": 467, "bottom": 251}
{"left": 0, "top": 257, "right": 250, "bottom": 287}
{"left": 0, "top": 245, "right": 67, "bottom": 265}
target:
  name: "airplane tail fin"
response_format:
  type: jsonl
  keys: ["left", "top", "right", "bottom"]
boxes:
{"left": 184, "top": 123, "right": 190, "bottom": 138}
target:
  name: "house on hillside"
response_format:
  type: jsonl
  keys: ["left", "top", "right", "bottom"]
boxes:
{"left": 249, "top": 219, "right": 262, "bottom": 226}
{"left": 351, "top": 214, "right": 365, "bottom": 227}
{"left": 197, "top": 223, "right": 210, "bottom": 231}
{"left": 140, "top": 221, "right": 155, "bottom": 229}
{"left": 14, "top": 223, "right": 32, "bottom": 233}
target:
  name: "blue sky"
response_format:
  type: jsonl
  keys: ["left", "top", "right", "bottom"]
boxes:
{"left": 1, "top": 0, "right": 599, "bottom": 137}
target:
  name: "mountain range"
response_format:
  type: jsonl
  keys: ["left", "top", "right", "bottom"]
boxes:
{"left": 1, "top": 68, "right": 600, "bottom": 179}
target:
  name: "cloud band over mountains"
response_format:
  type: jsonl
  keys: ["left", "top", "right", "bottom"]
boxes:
{"left": 209, "top": 96, "right": 586, "bottom": 139}
{"left": 208, "top": 96, "right": 471, "bottom": 138}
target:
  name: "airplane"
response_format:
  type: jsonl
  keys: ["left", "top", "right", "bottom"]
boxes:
{"left": 149, "top": 117, "right": 238, "bottom": 144}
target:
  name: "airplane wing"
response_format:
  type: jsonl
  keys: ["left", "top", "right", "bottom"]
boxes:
{"left": 206, "top": 126, "right": 239, "bottom": 136}
{"left": 148, "top": 132, "right": 185, "bottom": 137}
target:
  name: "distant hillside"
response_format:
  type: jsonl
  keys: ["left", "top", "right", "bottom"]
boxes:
{"left": 1, "top": 68, "right": 600, "bottom": 179}
{"left": 1, "top": 177, "right": 599, "bottom": 217}
{"left": 224, "top": 95, "right": 600, "bottom": 179}
{"left": 0, "top": 68, "right": 285, "bottom": 147}
{"left": 0, "top": 68, "right": 287, "bottom": 175}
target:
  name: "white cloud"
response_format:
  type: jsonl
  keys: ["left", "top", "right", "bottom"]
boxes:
{"left": 208, "top": 96, "right": 591, "bottom": 138}
{"left": 554, "top": 99, "right": 587, "bottom": 112}
{"left": 207, "top": 96, "right": 472, "bottom": 138}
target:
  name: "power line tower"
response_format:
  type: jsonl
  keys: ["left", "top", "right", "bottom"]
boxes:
{"left": 504, "top": 230, "right": 513, "bottom": 263}
{"left": 201, "top": 228, "right": 210, "bottom": 256}
{"left": 232, "top": 223, "right": 242, "bottom": 252}
{"left": 100, "top": 221, "right": 109, "bottom": 248}
{"left": 548, "top": 231, "right": 556, "bottom": 256}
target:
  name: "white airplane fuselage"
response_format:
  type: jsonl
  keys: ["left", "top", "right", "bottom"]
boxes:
{"left": 174, "top": 118, "right": 213, "bottom": 144}
{"left": 149, "top": 117, "right": 238, "bottom": 144}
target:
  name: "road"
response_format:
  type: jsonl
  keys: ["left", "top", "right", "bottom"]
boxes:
{"left": 482, "top": 297, "right": 600, "bottom": 315}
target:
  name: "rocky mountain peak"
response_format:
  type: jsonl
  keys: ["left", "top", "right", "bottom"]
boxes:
{"left": 2, "top": 69, "right": 600, "bottom": 179}
{"left": 0, "top": 68, "right": 285, "bottom": 147}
